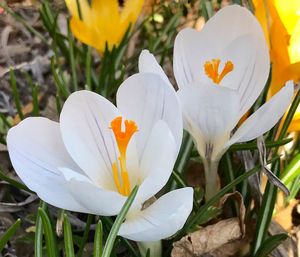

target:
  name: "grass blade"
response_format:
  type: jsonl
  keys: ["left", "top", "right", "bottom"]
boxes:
{"left": 254, "top": 233, "right": 288, "bottom": 257}
{"left": 183, "top": 156, "right": 279, "bottom": 232}
{"left": 94, "top": 220, "right": 103, "bottom": 257}
{"left": 102, "top": 186, "right": 138, "bottom": 257}
{"left": 10, "top": 69, "right": 24, "bottom": 120}
{"left": 76, "top": 214, "right": 93, "bottom": 257}
{"left": 64, "top": 214, "right": 75, "bottom": 257}
{"left": 0, "top": 166, "right": 32, "bottom": 192}
{"left": 35, "top": 202, "right": 47, "bottom": 257}
{"left": 0, "top": 219, "right": 21, "bottom": 251}
{"left": 252, "top": 160, "right": 280, "bottom": 255}
{"left": 280, "top": 153, "right": 300, "bottom": 184}
{"left": 38, "top": 207, "right": 59, "bottom": 257}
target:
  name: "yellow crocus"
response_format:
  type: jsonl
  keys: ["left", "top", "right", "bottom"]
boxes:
{"left": 254, "top": 0, "right": 300, "bottom": 131}
{"left": 65, "top": 0, "right": 144, "bottom": 54}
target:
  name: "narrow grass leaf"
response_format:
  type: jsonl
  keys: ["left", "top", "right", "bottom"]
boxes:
{"left": 0, "top": 166, "right": 32, "bottom": 192}
{"left": 254, "top": 233, "right": 288, "bottom": 257}
{"left": 183, "top": 156, "right": 279, "bottom": 232}
{"left": 0, "top": 219, "right": 21, "bottom": 251}
{"left": 102, "top": 186, "right": 139, "bottom": 257}
{"left": 38, "top": 207, "right": 59, "bottom": 257}
{"left": 76, "top": 214, "right": 93, "bottom": 257}
{"left": 252, "top": 160, "right": 280, "bottom": 255}
{"left": 64, "top": 214, "right": 75, "bottom": 257}
{"left": 10, "top": 69, "right": 24, "bottom": 120}
{"left": 94, "top": 220, "right": 103, "bottom": 257}
{"left": 35, "top": 201, "right": 47, "bottom": 257}
{"left": 280, "top": 153, "right": 300, "bottom": 184}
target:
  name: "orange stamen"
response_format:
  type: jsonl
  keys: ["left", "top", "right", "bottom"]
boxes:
{"left": 110, "top": 116, "right": 138, "bottom": 196}
{"left": 204, "top": 59, "right": 234, "bottom": 84}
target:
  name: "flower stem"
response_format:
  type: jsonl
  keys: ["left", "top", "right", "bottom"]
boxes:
{"left": 203, "top": 159, "right": 220, "bottom": 201}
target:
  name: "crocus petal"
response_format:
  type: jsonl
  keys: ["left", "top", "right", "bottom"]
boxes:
{"left": 117, "top": 73, "right": 182, "bottom": 155}
{"left": 227, "top": 81, "right": 294, "bottom": 146}
{"left": 177, "top": 83, "right": 240, "bottom": 159}
{"left": 60, "top": 90, "right": 120, "bottom": 190}
{"left": 61, "top": 168, "right": 127, "bottom": 216}
{"left": 69, "top": 17, "right": 104, "bottom": 52}
{"left": 120, "top": 0, "right": 144, "bottom": 22}
{"left": 65, "top": 0, "right": 91, "bottom": 24}
{"left": 118, "top": 188, "right": 193, "bottom": 241}
{"left": 138, "top": 50, "right": 173, "bottom": 88}
{"left": 217, "top": 34, "right": 269, "bottom": 117}
{"left": 173, "top": 5, "right": 269, "bottom": 116}
{"left": 7, "top": 117, "right": 88, "bottom": 212}
{"left": 136, "top": 120, "right": 177, "bottom": 202}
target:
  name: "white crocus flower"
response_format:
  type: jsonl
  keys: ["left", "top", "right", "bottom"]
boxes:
{"left": 7, "top": 72, "right": 193, "bottom": 242}
{"left": 138, "top": 5, "right": 294, "bottom": 200}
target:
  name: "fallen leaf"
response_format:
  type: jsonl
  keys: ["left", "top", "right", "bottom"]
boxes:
{"left": 172, "top": 218, "right": 243, "bottom": 257}
{"left": 171, "top": 192, "right": 246, "bottom": 257}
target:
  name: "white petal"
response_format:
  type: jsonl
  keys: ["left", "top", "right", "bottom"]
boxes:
{"left": 177, "top": 83, "right": 240, "bottom": 159}
{"left": 7, "top": 117, "right": 88, "bottom": 212}
{"left": 116, "top": 73, "right": 182, "bottom": 155}
{"left": 138, "top": 50, "right": 173, "bottom": 88}
{"left": 227, "top": 81, "right": 294, "bottom": 146}
{"left": 217, "top": 34, "right": 269, "bottom": 117}
{"left": 118, "top": 188, "right": 193, "bottom": 241}
{"left": 61, "top": 168, "right": 127, "bottom": 216}
{"left": 173, "top": 5, "right": 269, "bottom": 114}
{"left": 136, "top": 120, "right": 177, "bottom": 202}
{"left": 60, "top": 90, "right": 120, "bottom": 190}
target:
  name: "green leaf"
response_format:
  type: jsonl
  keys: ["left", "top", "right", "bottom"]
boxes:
{"left": 188, "top": 206, "right": 222, "bottom": 229}
{"left": 252, "top": 160, "right": 280, "bottom": 255}
{"left": 254, "top": 233, "right": 288, "bottom": 257}
{"left": 76, "top": 214, "right": 93, "bottom": 257}
{"left": 174, "top": 133, "right": 194, "bottom": 174}
{"left": 0, "top": 166, "right": 32, "bottom": 193}
{"left": 102, "top": 186, "right": 139, "bottom": 257}
{"left": 22, "top": 70, "right": 40, "bottom": 116}
{"left": 68, "top": 26, "right": 78, "bottom": 92}
{"left": 64, "top": 214, "right": 75, "bottom": 257}
{"left": 277, "top": 87, "right": 300, "bottom": 142}
{"left": 183, "top": 156, "right": 279, "bottom": 232}
{"left": 94, "top": 220, "right": 103, "bottom": 257}
{"left": 85, "top": 46, "right": 92, "bottom": 90}
{"left": 0, "top": 219, "right": 21, "bottom": 251}
{"left": 281, "top": 153, "right": 300, "bottom": 184}
{"left": 38, "top": 207, "right": 59, "bottom": 257}
{"left": 10, "top": 69, "right": 24, "bottom": 120}
{"left": 35, "top": 202, "right": 47, "bottom": 257}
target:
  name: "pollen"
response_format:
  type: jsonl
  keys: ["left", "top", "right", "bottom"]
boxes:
{"left": 110, "top": 116, "right": 138, "bottom": 196}
{"left": 204, "top": 59, "right": 234, "bottom": 84}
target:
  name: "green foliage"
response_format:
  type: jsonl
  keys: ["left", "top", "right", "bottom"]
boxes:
{"left": 0, "top": 1, "right": 298, "bottom": 256}
{"left": 0, "top": 219, "right": 21, "bottom": 252}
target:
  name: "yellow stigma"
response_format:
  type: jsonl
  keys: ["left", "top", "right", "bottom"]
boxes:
{"left": 204, "top": 59, "right": 234, "bottom": 84}
{"left": 110, "top": 116, "right": 138, "bottom": 196}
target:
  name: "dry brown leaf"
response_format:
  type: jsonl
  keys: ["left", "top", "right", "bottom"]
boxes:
{"left": 171, "top": 192, "right": 246, "bottom": 257}
{"left": 172, "top": 218, "right": 243, "bottom": 257}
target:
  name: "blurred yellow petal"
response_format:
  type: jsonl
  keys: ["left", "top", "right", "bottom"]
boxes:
{"left": 66, "top": 0, "right": 144, "bottom": 54}
{"left": 289, "top": 20, "right": 300, "bottom": 63}
{"left": 253, "top": 0, "right": 270, "bottom": 48}
{"left": 121, "top": 0, "right": 144, "bottom": 22}
{"left": 69, "top": 17, "right": 105, "bottom": 52}
{"left": 274, "top": 0, "right": 300, "bottom": 35}
{"left": 254, "top": 0, "right": 300, "bottom": 131}
{"left": 65, "top": 0, "right": 91, "bottom": 24}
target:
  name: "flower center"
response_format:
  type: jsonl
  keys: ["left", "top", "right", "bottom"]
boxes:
{"left": 204, "top": 59, "right": 234, "bottom": 84}
{"left": 110, "top": 116, "right": 138, "bottom": 196}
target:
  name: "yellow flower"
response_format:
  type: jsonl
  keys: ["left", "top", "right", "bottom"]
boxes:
{"left": 254, "top": 0, "right": 300, "bottom": 131}
{"left": 65, "top": 0, "right": 144, "bottom": 54}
